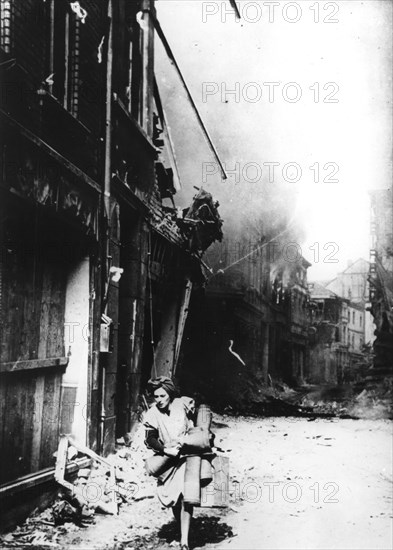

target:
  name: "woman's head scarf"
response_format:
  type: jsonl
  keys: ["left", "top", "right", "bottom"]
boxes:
{"left": 147, "top": 376, "right": 179, "bottom": 399}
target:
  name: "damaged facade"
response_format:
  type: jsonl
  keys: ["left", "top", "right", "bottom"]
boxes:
{"left": 0, "top": 0, "right": 222, "bottom": 523}
{"left": 325, "top": 258, "right": 374, "bottom": 347}
{"left": 368, "top": 187, "right": 393, "bottom": 381}
{"left": 307, "top": 279, "right": 370, "bottom": 385}
{"left": 177, "top": 236, "right": 311, "bottom": 407}
{"left": 307, "top": 283, "right": 349, "bottom": 384}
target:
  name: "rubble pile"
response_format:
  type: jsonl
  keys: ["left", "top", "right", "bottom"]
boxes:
{"left": 0, "top": 429, "right": 157, "bottom": 548}
{"left": 346, "top": 386, "right": 393, "bottom": 419}
{"left": 202, "top": 372, "right": 393, "bottom": 421}
{"left": 300, "top": 382, "right": 393, "bottom": 419}
{"left": 0, "top": 421, "right": 237, "bottom": 549}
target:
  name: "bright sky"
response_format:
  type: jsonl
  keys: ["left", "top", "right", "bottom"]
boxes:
{"left": 155, "top": 0, "right": 392, "bottom": 281}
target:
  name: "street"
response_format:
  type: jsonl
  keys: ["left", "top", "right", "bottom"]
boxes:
{"left": 209, "top": 416, "right": 393, "bottom": 550}
{"left": 4, "top": 415, "right": 391, "bottom": 550}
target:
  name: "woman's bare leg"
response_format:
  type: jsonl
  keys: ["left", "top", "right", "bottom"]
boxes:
{"left": 180, "top": 499, "right": 193, "bottom": 547}
{"left": 172, "top": 500, "right": 181, "bottom": 524}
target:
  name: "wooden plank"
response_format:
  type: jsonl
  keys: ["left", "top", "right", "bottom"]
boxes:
{"left": 1, "top": 373, "right": 36, "bottom": 482}
{"left": 0, "top": 378, "right": 14, "bottom": 483}
{"left": 0, "top": 457, "right": 91, "bottom": 496}
{"left": 23, "top": 374, "right": 38, "bottom": 477}
{"left": 1, "top": 225, "right": 43, "bottom": 362}
{"left": 26, "top": 242, "right": 44, "bottom": 361}
{"left": 174, "top": 279, "right": 193, "bottom": 372}
{"left": 54, "top": 436, "right": 68, "bottom": 484}
{"left": 30, "top": 375, "right": 45, "bottom": 472}
{"left": 0, "top": 357, "right": 68, "bottom": 374}
{"left": 38, "top": 266, "right": 52, "bottom": 359}
{"left": 2, "top": 247, "right": 24, "bottom": 362}
{"left": 46, "top": 260, "right": 67, "bottom": 358}
{"left": 58, "top": 437, "right": 117, "bottom": 514}
{"left": 200, "top": 455, "right": 230, "bottom": 508}
{"left": 67, "top": 437, "right": 112, "bottom": 468}
{"left": 103, "top": 415, "right": 117, "bottom": 457}
{"left": 59, "top": 383, "right": 78, "bottom": 435}
{"left": 0, "top": 377, "right": 8, "bottom": 480}
{"left": 39, "top": 372, "right": 62, "bottom": 469}
{"left": 0, "top": 249, "right": 11, "bottom": 362}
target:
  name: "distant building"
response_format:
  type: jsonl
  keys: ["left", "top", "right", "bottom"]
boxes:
{"left": 284, "top": 256, "right": 311, "bottom": 384}
{"left": 325, "top": 258, "right": 374, "bottom": 345}
{"left": 308, "top": 278, "right": 371, "bottom": 384}
{"left": 307, "top": 283, "right": 349, "bottom": 384}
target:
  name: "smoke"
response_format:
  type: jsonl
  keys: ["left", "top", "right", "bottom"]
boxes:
{"left": 154, "top": 6, "right": 307, "bottom": 272}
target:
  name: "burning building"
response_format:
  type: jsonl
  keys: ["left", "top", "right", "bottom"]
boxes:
{"left": 177, "top": 228, "right": 311, "bottom": 408}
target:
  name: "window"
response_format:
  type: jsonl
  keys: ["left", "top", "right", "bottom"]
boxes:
{"left": 352, "top": 311, "right": 355, "bottom": 324}
{"left": 0, "top": 0, "right": 12, "bottom": 53}
{"left": 46, "top": 0, "right": 80, "bottom": 117}
{"left": 360, "top": 314, "right": 362, "bottom": 326}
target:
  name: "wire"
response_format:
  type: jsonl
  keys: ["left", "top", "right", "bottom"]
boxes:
{"left": 147, "top": 230, "right": 157, "bottom": 378}
{"left": 206, "top": 215, "right": 298, "bottom": 281}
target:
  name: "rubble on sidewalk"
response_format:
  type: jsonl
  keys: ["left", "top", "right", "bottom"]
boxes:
{"left": 0, "top": 427, "right": 157, "bottom": 548}
{"left": 0, "top": 420, "right": 238, "bottom": 549}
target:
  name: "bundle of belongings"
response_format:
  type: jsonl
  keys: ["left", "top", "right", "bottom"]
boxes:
{"left": 144, "top": 404, "right": 229, "bottom": 507}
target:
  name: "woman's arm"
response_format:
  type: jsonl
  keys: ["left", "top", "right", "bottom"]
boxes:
{"left": 145, "top": 429, "right": 165, "bottom": 453}
{"left": 145, "top": 430, "right": 180, "bottom": 457}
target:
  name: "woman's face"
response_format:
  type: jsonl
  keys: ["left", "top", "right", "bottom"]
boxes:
{"left": 154, "top": 387, "right": 171, "bottom": 410}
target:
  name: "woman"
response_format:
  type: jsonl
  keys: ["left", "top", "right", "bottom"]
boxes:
{"left": 143, "top": 376, "right": 195, "bottom": 550}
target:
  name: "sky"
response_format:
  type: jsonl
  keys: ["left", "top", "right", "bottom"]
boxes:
{"left": 154, "top": 0, "right": 392, "bottom": 281}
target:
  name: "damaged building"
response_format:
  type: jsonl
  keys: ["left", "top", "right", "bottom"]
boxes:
{"left": 368, "top": 187, "right": 393, "bottom": 381}
{"left": 307, "top": 280, "right": 371, "bottom": 385}
{"left": 177, "top": 235, "right": 311, "bottom": 408}
{"left": 307, "top": 283, "right": 350, "bottom": 384}
{"left": 0, "top": 0, "right": 222, "bottom": 524}
{"left": 325, "top": 258, "right": 374, "bottom": 347}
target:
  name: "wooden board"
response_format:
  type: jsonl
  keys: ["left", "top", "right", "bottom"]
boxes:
{"left": 0, "top": 372, "right": 36, "bottom": 483}
{"left": 0, "top": 210, "right": 67, "bottom": 483}
{"left": 55, "top": 436, "right": 118, "bottom": 515}
{"left": 200, "top": 455, "right": 230, "bottom": 508}
{"left": 0, "top": 357, "right": 68, "bottom": 373}
{"left": 39, "top": 372, "right": 62, "bottom": 470}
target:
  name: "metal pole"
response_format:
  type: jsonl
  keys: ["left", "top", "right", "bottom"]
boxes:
{"left": 151, "top": 12, "right": 228, "bottom": 180}
{"left": 104, "top": 0, "right": 113, "bottom": 220}
{"left": 99, "top": 0, "right": 113, "bottom": 453}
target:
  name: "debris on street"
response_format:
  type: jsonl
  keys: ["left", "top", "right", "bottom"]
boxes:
{"left": 0, "top": 414, "right": 392, "bottom": 550}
